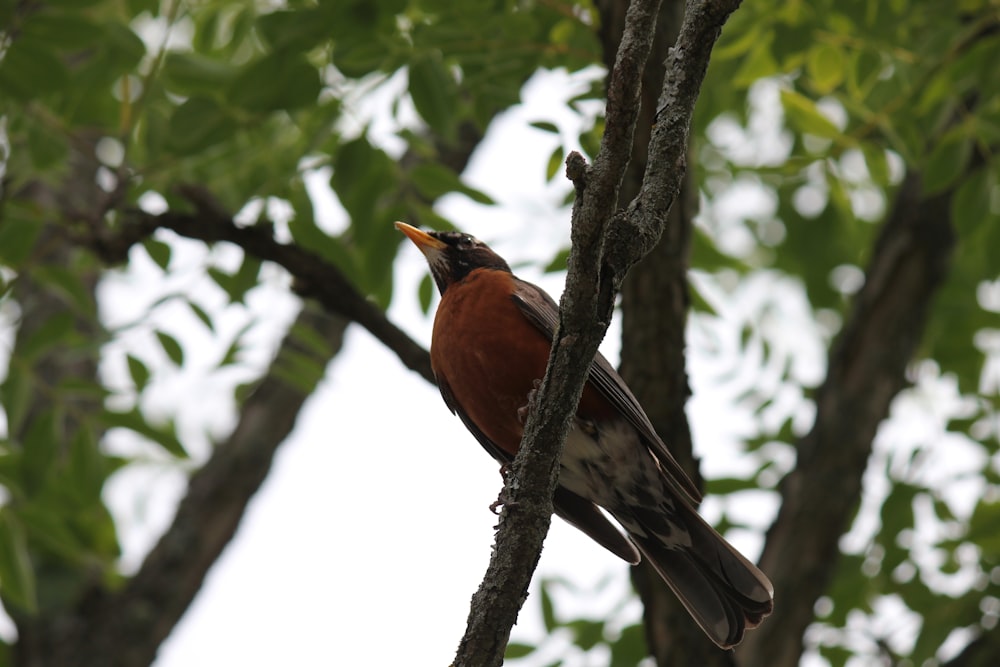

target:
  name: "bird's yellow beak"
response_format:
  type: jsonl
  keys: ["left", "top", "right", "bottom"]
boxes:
{"left": 395, "top": 221, "right": 447, "bottom": 252}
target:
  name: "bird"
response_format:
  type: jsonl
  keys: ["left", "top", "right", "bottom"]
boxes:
{"left": 395, "top": 221, "right": 773, "bottom": 649}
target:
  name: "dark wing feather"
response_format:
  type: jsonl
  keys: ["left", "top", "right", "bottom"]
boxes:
{"left": 510, "top": 278, "right": 702, "bottom": 504}
{"left": 438, "top": 377, "right": 511, "bottom": 465}
{"left": 438, "top": 375, "right": 639, "bottom": 563}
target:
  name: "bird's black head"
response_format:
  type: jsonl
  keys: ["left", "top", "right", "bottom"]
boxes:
{"left": 395, "top": 222, "right": 511, "bottom": 295}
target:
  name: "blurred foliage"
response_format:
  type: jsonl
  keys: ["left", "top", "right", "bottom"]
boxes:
{"left": 0, "top": 0, "right": 998, "bottom": 666}
{"left": 691, "top": 1, "right": 1000, "bottom": 663}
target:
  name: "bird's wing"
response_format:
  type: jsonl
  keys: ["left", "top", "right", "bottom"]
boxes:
{"left": 438, "top": 374, "right": 640, "bottom": 564}
{"left": 510, "top": 278, "right": 702, "bottom": 504}
{"left": 437, "top": 377, "right": 512, "bottom": 465}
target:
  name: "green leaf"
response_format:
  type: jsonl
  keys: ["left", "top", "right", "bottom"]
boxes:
{"left": 272, "top": 348, "right": 327, "bottom": 394}
{"left": 21, "top": 410, "right": 58, "bottom": 492}
{"left": 966, "top": 498, "right": 1000, "bottom": 554}
{"left": 529, "top": 121, "right": 560, "bottom": 134}
{"left": 544, "top": 247, "right": 569, "bottom": 273}
{"left": 19, "top": 312, "right": 77, "bottom": 361}
{"left": 732, "top": 39, "right": 779, "bottom": 88}
{"left": 156, "top": 331, "right": 184, "bottom": 366}
{"left": 143, "top": 238, "right": 172, "bottom": 270}
{"left": 806, "top": 43, "right": 845, "bottom": 94}
{"left": 952, "top": 166, "right": 994, "bottom": 240}
{"left": 540, "top": 580, "right": 557, "bottom": 632}
{"left": 67, "top": 425, "right": 107, "bottom": 503}
{"left": 168, "top": 96, "right": 236, "bottom": 155}
{"left": 289, "top": 318, "right": 335, "bottom": 359}
{"left": 186, "top": 299, "right": 215, "bottom": 332}
{"left": 27, "top": 121, "right": 69, "bottom": 171}
{"left": 924, "top": 133, "right": 972, "bottom": 195}
{"left": 409, "top": 163, "right": 493, "bottom": 205}
{"left": 20, "top": 12, "right": 104, "bottom": 49}
{"left": 714, "top": 22, "right": 766, "bottom": 61}
{"left": 256, "top": 8, "right": 332, "bottom": 52}
{"left": 410, "top": 163, "right": 463, "bottom": 200}
{"left": 0, "top": 510, "right": 37, "bottom": 612}
{"left": 546, "top": 145, "right": 564, "bottom": 182}
{"left": 100, "top": 408, "right": 189, "bottom": 458}
{"left": 0, "top": 37, "right": 70, "bottom": 101}
{"left": 861, "top": 144, "right": 891, "bottom": 187}
{"left": 101, "top": 20, "right": 147, "bottom": 75}
{"left": 504, "top": 642, "right": 537, "bottom": 659}
{"left": 216, "top": 319, "right": 254, "bottom": 369}
{"left": 409, "top": 53, "right": 458, "bottom": 141}
{"left": 1, "top": 364, "right": 33, "bottom": 436}
{"left": 227, "top": 51, "right": 321, "bottom": 112}
{"left": 208, "top": 255, "right": 262, "bottom": 304}
{"left": 846, "top": 48, "right": 884, "bottom": 101}
{"left": 0, "top": 210, "right": 43, "bottom": 266}
{"left": 780, "top": 89, "right": 843, "bottom": 140}
{"left": 418, "top": 273, "right": 434, "bottom": 314}
{"left": 706, "top": 476, "right": 758, "bottom": 496}
{"left": 126, "top": 354, "right": 151, "bottom": 392}
{"left": 408, "top": 205, "right": 453, "bottom": 234}
{"left": 127, "top": 0, "right": 159, "bottom": 13}
{"left": 57, "top": 377, "right": 109, "bottom": 401}
{"left": 333, "top": 37, "right": 391, "bottom": 78}
{"left": 12, "top": 500, "right": 83, "bottom": 564}
{"left": 332, "top": 137, "right": 395, "bottom": 227}
{"left": 579, "top": 119, "right": 604, "bottom": 161}
{"left": 162, "top": 51, "right": 238, "bottom": 95}
{"left": 608, "top": 623, "right": 647, "bottom": 667}
{"left": 33, "top": 265, "right": 96, "bottom": 316}
{"left": 461, "top": 185, "right": 495, "bottom": 205}
{"left": 568, "top": 618, "right": 606, "bottom": 651}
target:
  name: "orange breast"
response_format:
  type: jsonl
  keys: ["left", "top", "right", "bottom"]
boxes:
{"left": 431, "top": 270, "right": 551, "bottom": 456}
{"left": 430, "top": 269, "right": 617, "bottom": 457}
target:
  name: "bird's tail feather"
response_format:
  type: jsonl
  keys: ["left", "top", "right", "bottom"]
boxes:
{"left": 624, "top": 502, "right": 773, "bottom": 649}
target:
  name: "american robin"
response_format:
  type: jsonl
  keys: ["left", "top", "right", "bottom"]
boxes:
{"left": 396, "top": 221, "right": 773, "bottom": 648}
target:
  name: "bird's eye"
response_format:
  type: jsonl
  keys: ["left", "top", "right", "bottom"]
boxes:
{"left": 458, "top": 235, "right": 475, "bottom": 248}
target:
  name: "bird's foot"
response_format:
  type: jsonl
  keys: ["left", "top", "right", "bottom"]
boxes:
{"left": 489, "top": 464, "right": 519, "bottom": 514}
{"left": 517, "top": 379, "right": 543, "bottom": 425}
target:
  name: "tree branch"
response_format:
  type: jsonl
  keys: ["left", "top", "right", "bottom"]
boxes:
{"left": 112, "top": 208, "right": 435, "bottom": 385}
{"left": 738, "top": 171, "right": 957, "bottom": 667}
{"left": 453, "top": 1, "right": 742, "bottom": 664}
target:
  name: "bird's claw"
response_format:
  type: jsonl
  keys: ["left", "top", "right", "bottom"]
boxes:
{"left": 490, "top": 464, "right": 519, "bottom": 514}
{"left": 490, "top": 490, "right": 519, "bottom": 515}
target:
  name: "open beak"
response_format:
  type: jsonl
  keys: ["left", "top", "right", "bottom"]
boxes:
{"left": 395, "top": 222, "right": 446, "bottom": 253}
